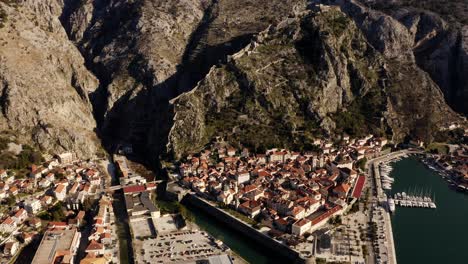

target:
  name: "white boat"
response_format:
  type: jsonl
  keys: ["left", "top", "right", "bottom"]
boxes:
{"left": 382, "top": 176, "right": 395, "bottom": 183}
{"left": 388, "top": 198, "right": 396, "bottom": 212}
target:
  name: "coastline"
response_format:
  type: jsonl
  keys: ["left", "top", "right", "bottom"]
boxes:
{"left": 420, "top": 155, "right": 468, "bottom": 194}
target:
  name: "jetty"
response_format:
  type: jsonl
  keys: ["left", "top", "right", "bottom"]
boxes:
{"left": 393, "top": 191, "right": 437, "bottom": 209}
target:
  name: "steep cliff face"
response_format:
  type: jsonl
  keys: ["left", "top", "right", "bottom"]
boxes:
{"left": 60, "top": 0, "right": 208, "bottom": 147}
{"left": 0, "top": 0, "right": 101, "bottom": 158}
{"left": 346, "top": 0, "right": 468, "bottom": 114}
{"left": 60, "top": 0, "right": 305, "bottom": 153}
{"left": 167, "top": 7, "right": 458, "bottom": 158}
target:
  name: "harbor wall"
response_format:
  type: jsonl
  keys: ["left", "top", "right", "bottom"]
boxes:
{"left": 182, "top": 194, "right": 305, "bottom": 264}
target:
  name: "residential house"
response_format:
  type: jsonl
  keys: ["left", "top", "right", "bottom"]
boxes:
{"left": 0, "top": 217, "right": 17, "bottom": 233}
{"left": 55, "top": 184, "right": 67, "bottom": 201}
{"left": 270, "top": 151, "right": 286, "bottom": 163}
{"left": 3, "top": 241, "right": 19, "bottom": 256}
{"left": 0, "top": 169, "right": 7, "bottom": 179}
{"left": 13, "top": 208, "right": 28, "bottom": 224}
{"left": 24, "top": 198, "right": 42, "bottom": 214}
{"left": 235, "top": 171, "right": 250, "bottom": 185}
{"left": 41, "top": 195, "right": 53, "bottom": 206}
{"left": 238, "top": 200, "right": 261, "bottom": 218}
{"left": 85, "top": 240, "right": 105, "bottom": 255}
{"left": 227, "top": 147, "right": 236, "bottom": 157}
{"left": 333, "top": 183, "right": 351, "bottom": 198}
{"left": 9, "top": 186, "right": 18, "bottom": 196}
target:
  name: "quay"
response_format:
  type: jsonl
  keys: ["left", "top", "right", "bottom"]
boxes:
{"left": 367, "top": 149, "right": 421, "bottom": 264}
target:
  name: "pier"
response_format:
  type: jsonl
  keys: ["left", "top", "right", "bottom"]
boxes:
{"left": 393, "top": 192, "right": 436, "bottom": 209}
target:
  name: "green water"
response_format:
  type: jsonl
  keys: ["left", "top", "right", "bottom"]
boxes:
{"left": 187, "top": 205, "right": 288, "bottom": 264}
{"left": 390, "top": 157, "right": 468, "bottom": 264}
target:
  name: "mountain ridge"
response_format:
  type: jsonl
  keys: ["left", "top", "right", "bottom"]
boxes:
{"left": 0, "top": 0, "right": 465, "bottom": 161}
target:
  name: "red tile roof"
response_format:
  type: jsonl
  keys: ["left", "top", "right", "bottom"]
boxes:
{"left": 86, "top": 240, "right": 104, "bottom": 251}
{"left": 295, "top": 218, "right": 311, "bottom": 227}
{"left": 310, "top": 205, "right": 342, "bottom": 225}
{"left": 351, "top": 175, "right": 366, "bottom": 199}
{"left": 123, "top": 185, "right": 146, "bottom": 194}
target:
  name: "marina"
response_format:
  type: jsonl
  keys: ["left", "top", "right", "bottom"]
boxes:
{"left": 390, "top": 156, "right": 468, "bottom": 264}
{"left": 375, "top": 153, "right": 439, "bottom": 212}
{"left": 379, "top": 162, "right": 397, "bottom": 191}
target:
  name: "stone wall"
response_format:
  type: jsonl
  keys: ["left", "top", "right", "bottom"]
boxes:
{"left": 182, "top": 194, "right": 306, "bottom": 264}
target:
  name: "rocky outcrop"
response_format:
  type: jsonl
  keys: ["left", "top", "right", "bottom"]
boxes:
{"left": 339, "top": 0, "right": 414, "bottom": 60}
{"left": 342, "top": 0, "right": 468, "bottom": 114}
{"left": 0, "top": 0, "right": 101, "bottom": 158}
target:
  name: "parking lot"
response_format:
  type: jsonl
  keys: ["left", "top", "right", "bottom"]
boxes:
{"left": 139, "top": 230, "right": 230, "bottom": 263}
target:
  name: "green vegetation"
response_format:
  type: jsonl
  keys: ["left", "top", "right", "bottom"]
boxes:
{"left": 220, "top": 207, "right": 258, "bottom": 227}
{"left": 327, "top": 12, "right": 349, "bottom": 36}
{"left": 0, "top": 144, "right": 44, "bottom": 169}
{"left": 217, "top": 203, "right": 257, "bottom": 226}
{"left": 333, "top": 88, "right": 386, "bottom": 138}
{"left": 37, "top": 202, "right": 66, "bottom": 221}
{"left": 356, "top": 157, "right": 367, "bottom": 171}
{"left": 3, "top": 195, "right": 15, "bottom": 206}
{"left": 0, "top": 136, "right": 9, "bottom": 151}
{"left": 368, "top": 221, "right": 378, "bottom": 240}
{"left": 362, "top": 244, "right": 368, "bottom": 256}
{"left": 316, "top": 258, "right": 327, "bottom": 264}
{"left": 204, "top": 84, "right": 324, "bottom": 154}
{"left": 256, "top": 43, "right": 293, "bottom": 55}
{"left": 154, "top": 198, "right": 194, "bottom": 221}
{"left": 0, "top": 6, "right": 6, "bottom": 28}
{"left": 349, "top": 202, "right": 360, "bottom": 213}
{"left": 0, "top": 0, "right": 19, "bottom": 28}
{"left": 426, "top": 143, "right": 449, "bottom": 155}
{"left": 328, "top": 215, "right": 342, "bottom": 226}
{"left": 382, "top": 144, "right": 392, "bottom": 151}
{"left": 433, "top": 128, "right": 467, "bottom": 145}
{"left": 361, "top": 188, "right": 370, "bottom": 208}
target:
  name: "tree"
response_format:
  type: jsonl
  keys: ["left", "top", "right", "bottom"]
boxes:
{"left": 356, "top": 157, "right": 367, "bottom": 171}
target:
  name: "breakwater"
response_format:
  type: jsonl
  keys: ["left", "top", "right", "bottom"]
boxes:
{"left": 182, "top": 194, "right": 305, "bottom": 264}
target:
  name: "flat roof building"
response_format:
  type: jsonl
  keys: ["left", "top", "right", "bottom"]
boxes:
{"left": 31, "top": 228, "right": 81, "bottom": 264}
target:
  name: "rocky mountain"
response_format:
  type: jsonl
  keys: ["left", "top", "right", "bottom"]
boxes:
{"left": 0, "top": 0, "right": 465, "bottom": 161}
{"left": 60, "top": 0, "right": 305, "bottom": 156}
{"left": 0, "top": 0, "right": 101, "bottom": 158}
{"left": 168, "top": 5, "right": 459, "bottom": 158}
{"left": 346, "top": 0, "right": 468, "bottom": 115}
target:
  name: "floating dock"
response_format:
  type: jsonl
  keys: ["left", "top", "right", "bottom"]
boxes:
{"left": 393, "top": 192, "right": 436, "bottom": 209}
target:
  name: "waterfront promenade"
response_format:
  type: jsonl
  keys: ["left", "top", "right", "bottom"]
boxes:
{"left": 367, "top": 149, "right": 421, "bottom": 264}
